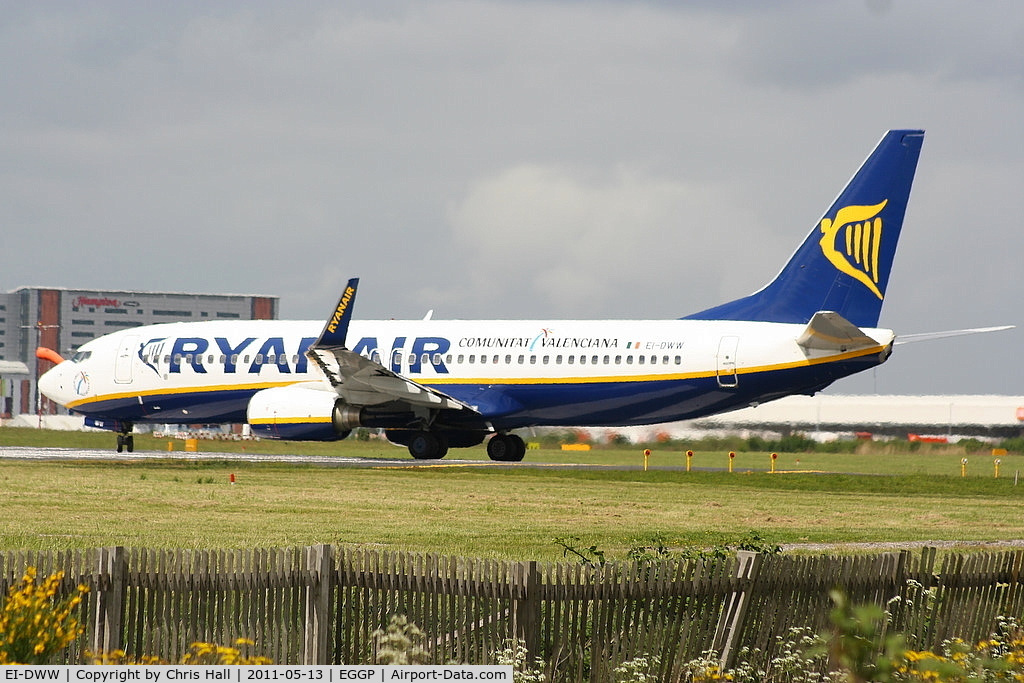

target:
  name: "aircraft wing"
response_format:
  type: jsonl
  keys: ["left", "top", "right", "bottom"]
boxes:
{"left": 306, "top": 279, "right": 476, "bottom": 412}
{"left": 307, "top": 346, "right": 472, "bottom": 410}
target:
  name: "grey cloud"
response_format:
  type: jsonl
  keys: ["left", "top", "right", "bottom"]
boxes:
{"left": 0, "top": 0, "right": 1020, "bottom": 394}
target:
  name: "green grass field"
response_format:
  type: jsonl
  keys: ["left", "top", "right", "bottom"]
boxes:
{"left": 2, "top": 426, "right": 1016, "bottom": 475}
{"left": 2, "top": 428, "right": 1023, "bottom": 559}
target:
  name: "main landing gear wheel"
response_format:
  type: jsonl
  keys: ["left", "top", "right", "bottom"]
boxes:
{"left": 487, "top": 433, "right": 526, "bottom": 462}
{"left": 408, "top": 431, "right": 449, "bottom": 460}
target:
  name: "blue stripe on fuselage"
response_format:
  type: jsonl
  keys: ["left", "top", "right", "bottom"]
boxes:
{"left": 71, "top": 388, "right": 255, "bottom": 425}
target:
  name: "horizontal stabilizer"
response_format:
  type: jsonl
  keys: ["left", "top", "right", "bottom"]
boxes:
{"left": 895, "top": 325, "right": 1015, "bottom": 345}
{"left": 797, "top": 311, "right": 879, "bottom": 351}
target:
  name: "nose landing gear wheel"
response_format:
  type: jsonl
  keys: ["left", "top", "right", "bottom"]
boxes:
{"left": 116, "top": 432, "right": 135, "bottom": 453}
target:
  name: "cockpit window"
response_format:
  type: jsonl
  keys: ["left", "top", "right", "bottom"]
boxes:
{"left": 71, "top": 351, "right": 92, "bottom": 363}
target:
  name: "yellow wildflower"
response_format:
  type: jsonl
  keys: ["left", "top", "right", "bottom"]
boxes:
{"left": 0, "top": 566, "right": 88, "bottom": 665}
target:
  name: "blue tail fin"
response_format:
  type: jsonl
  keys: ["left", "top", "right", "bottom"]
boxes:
{"left": 685, "top": 129, "right": 924, "bottom": 328}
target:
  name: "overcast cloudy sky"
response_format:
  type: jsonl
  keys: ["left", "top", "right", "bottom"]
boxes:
{"left": 2, "top": 1, "right": 1022, "bottom": 396}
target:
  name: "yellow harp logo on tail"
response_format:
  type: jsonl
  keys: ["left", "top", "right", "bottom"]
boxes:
{"left": 818, "top": 200, "right": 888, "bottom": 300}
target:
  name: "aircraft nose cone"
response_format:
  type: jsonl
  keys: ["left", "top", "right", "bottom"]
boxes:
{"left": 38, "top": 362, "right": 76, "bottom": 406}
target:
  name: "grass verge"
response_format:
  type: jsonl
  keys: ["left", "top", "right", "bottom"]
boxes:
{"left": 2, "top": 447, "right": 1024, "bottom": 559}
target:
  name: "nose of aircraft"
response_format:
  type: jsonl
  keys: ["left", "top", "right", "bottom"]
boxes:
{"left": 37, "top": 351, "right": 77, "bottom": 407}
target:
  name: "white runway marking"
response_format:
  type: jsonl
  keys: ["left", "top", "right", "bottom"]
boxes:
{"left": 0, "top": 445, "right": 620, "bottom": 469}
{"left": 0, "top": 445, "right": 416, "bottom": 466}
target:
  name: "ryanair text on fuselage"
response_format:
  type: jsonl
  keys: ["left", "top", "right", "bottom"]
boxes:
{"left": 140, "top": 334, "right": 688, "bottom": 377}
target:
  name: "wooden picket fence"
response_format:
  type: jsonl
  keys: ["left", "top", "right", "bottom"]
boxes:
{"left": 1, "top": 545, "right": 1023, "bottom": 680}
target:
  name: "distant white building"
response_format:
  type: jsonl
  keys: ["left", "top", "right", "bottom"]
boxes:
{"left": 579, "top": 395, "right": 1024, "bottom": 443}
{"left": 696, "top": 394, "right": 1024, "bottom": 439}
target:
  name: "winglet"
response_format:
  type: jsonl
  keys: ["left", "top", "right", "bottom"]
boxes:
{"left": 313, "top": 278, "right": 359, "bottom": 349}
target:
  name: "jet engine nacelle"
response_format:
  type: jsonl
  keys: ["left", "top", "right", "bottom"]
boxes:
{"left": 247, "top": 384, "right": 350, "bottom": 441}
{"left": 246, "top": 384, "right": 418, "bottom": 441}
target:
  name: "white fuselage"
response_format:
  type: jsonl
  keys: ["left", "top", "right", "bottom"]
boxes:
{"left": 39, "top": 317, "right": 893, "bottom": 430}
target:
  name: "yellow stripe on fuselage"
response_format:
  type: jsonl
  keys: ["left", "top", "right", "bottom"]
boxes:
{"left": 425, "top": 344, "right": 886, "bottom": 386}
{"left": 249, "top": 416, "right": 333, "bottom": 425}
{"left": 65, "top": 379, "right": 298, "bottom": 411}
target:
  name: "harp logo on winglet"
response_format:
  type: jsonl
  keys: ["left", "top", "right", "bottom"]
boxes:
{"left": 818, "top": 200, "right": 888, "bottom": 300}
{"left": 327, "top": 285, "right": 357, "bottom": 334}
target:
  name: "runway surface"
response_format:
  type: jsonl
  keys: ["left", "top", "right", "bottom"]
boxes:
{"left": 0, "top": 445, "right": 637, "bottom": 469}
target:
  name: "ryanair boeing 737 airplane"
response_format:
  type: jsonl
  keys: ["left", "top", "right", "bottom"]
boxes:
{"left": 40, "top": 130, "right": 936, "bottom": 461}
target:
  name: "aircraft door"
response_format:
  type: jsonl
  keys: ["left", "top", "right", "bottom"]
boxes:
{"left": 716, "top": 336, "right": 739, "bottom": 388}
{"left": 114, "top": 335, "right": 139, "bottom": 384}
